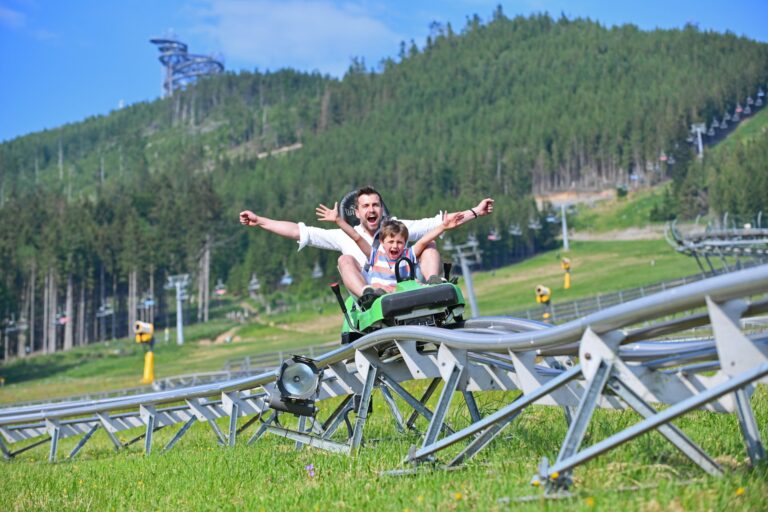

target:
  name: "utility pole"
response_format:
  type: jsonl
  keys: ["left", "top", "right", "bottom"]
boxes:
{"left": 690, "top": 123, "right": 707, "bottom": 159}
{"left": 443, "top": 235, "right": 482, "bottom": 318}
{"left": 561, "top": 204, "right": 569, "bottom": 252}
{"left": 166, "top": 274, "right": 189, "bottom": 345}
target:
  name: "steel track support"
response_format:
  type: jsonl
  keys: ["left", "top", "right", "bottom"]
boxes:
{"left": 734, "top": 387, "right": 766, "bottom": 465}
{"left": 350, "top": 364, "right": 378, "bottom": 454}
{"left": 247, "top": 411, "right": 277, "bottom": 446}
{"left": 236, "top": 413, "right": 262, "bottom": 436}
{"left": 544, "top": 362, "right": 768, "bottom": 481}
{"left": 68, "top": 423, "right": 100, "bottom": 460}
{"left": 207, "top": 417, "right": 227, "bottom": 446}
{"left": 163, "top": 417, "right": 197, "bottom": 453}
{"left": 462, "top": 391, "right": 482, "bottom": 423}
{"left": 379, "top": 385, "right": 406, "bottom": 434}
{"left": 264, "top": 424, "right": 351, "bottom": 454}
{"left": 295, "top": 416, "right": 307, "bottom": 450}
{"left": 541, "top": 360, "right": 612, "bottom": 491}
{"left": 608, "top": 377, "right": 722, "bottom": 476}
{"left": 141, "top": 405, "right": 156, "bottom": 456}
{"left": 447, "top": 411, "right": 521, "bottom": 467}
{"left": 2, "top": 436, "right": 51, "bottom": 459}
{"left": 406, "top": 378, "right": 441, "bottom": 431}
{"left": 410, "top": 364, "right": 582, "bottom": 463}
{"left": 377, "top": 370, "right": 454, "bottom": 435}
{"left": 228, "top": 401, "right": 240, "bottom": 447}
{"left": 0, "top": 436, "right": 11, "bottom": 460}
{"left": 320, "top": 396, "right": 354, "bottom": 440}
{"left": 46, "top": 419, "right": 60, "bottom": 463}
{"left": 422, "top": 363, "right": 463, "bottom": 449}
{"left": 97, "top": 412, "right": 125, "bottom": 451}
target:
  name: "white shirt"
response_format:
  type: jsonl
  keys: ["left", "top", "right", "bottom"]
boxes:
{"left": 297, "top": 214, "right": 444, "bottom": 266}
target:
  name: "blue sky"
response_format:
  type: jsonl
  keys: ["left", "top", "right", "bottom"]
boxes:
{"left": 1, "top": 0, "right": 766, "bottom": 143}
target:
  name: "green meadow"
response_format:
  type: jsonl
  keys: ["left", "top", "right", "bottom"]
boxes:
{"left": 1, "top": 192, "right": 766, "bottom": 511}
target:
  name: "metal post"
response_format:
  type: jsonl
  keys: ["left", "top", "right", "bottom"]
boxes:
{"left": 561, "top": 204, "right": 569, "bottom": 252}
{"left": 175, "top": 282, "right": 184, "bottom": 345}
{"left": 458, "top": 254, "right": 479, "bottom": 318}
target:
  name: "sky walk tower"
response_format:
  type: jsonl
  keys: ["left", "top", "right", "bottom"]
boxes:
{"left": 149, "top": 37, "right": 224, "bottom": 97}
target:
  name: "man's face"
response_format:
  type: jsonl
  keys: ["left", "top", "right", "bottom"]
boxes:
{"left": 355, "top": 193, "right": 383, "bottom": 234}
{"left": 381, "top": 234, "right": 406, "bottom": 261}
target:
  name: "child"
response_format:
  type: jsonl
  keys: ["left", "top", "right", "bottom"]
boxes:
{"left": 316, "top": 202, "right": 464, "bottom": 304}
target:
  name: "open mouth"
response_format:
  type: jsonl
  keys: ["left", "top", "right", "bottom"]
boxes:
{"left": 366, "top": 214, "right": 378, "bottom": 225}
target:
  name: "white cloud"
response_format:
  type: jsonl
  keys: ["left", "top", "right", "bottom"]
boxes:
{"left": 190, "top": 0, "right": 405, "bottom": 76}
{"left": 0, "top": 5, "right": 26, "bottom": 28}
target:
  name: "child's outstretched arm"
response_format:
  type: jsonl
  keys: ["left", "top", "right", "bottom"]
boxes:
{"left": 316, "top": 202, "right": 372, "bottom": 258}
{"left": 412, "top": 212, "right": 465, "bottom": 258}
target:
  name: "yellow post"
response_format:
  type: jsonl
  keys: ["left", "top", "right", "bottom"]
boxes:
{"left": 561, "top": 258, "right": 571, "bottom": 290}
{"left": 134, "top": 321, "right": 155, "bottom": 384}
{"left": 141, "top": 351, "right": 155, "bottom": 384}
{"left": 535, "top": 285, "right": 552, "bottom": 321}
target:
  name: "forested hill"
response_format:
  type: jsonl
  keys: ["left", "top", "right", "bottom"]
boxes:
{"left": 1, "top": 11, "right": 767, "bottom": 334}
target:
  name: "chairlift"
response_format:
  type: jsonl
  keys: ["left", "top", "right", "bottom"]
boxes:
{"left": 735, "top": 103, "right": 743, "bottom": 113}
{"left": 746, "top": 96, "right": 754, "bottom": 105}
{"left": 279, "top": 269, "right": 293, "bottom": 287}
{"left": 732, "top": 112, "right": 740, "bottom": 122}
{"left": 487, "top": 228, "right": 501, "bottom": 242}
{"left": 667, "top": 155, "right": 676, "bottom": 165}
{"left": 214, "top": 278, "right": 227, "bottom": 296}
{"left": 723, "top": 111, "right": 732, "bottom": 121}
{"left": 248, "top": 274, "right": 261, "bottom": 294}
{"left": 685, "top": 135, "right": 694, "bottom": 144}
{"left": 744, "top": 105, "right": 752, "bottom": 115}
{"left": 545, "top": 214, "right": 558, "bottom": 223}
{"left": 659, "top": 151, "right": 668, "bottom": 162}
{"left": 311, "top": 261, "right": 323, "bottom": 279}
{"left": 756, "top": 97, "right": 764, "bottom": 107}
{"left": 96, "top": 302, "right": 114, "bottom": 318}
{"left": 758, "top": 87, "right": 765, "bottom": 98}
{"left": 508, "top": 224, "right": 522, "bottom": 236}
{"left": 528, "top": 219, "right": 542, "bottom": 230}
{"left": 720, "top": 119, "right": 729, "bottom": 129}
{"left": 707, "top": 127, "right": 715, "bottom": 137}
{"left": 711, "top": 117, "right": 720, "bottom": 129}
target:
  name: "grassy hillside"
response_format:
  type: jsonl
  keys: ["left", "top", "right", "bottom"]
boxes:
{"left": 0, "top": 235, "right": 699, "bottom": 404}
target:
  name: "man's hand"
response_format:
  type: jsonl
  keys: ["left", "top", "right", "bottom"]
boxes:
{"left": 316, "top": 202, "right": 340, "bottom": 224}
{"left": 475, "top": 198, "right": 494, "bottom": 216}
{"left": 239, "top": 210, "right": 259, "bottom": 227}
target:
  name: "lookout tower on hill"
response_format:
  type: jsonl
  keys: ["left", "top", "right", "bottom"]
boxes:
{"left": 149, "top": 37, "right": 224, "bottom": 97}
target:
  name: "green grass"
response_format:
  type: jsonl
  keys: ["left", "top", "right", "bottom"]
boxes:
{"left": 472, "top": 239, "right": 699, "bottom": 315}
{"left": 709, "top": 106, "right": 768, "bottom": 155}
{"left": 1, "top": 385, "right": 766, "bottom": 511}
{"left": 570, "top": 185, "right": 672, "bottom": 233}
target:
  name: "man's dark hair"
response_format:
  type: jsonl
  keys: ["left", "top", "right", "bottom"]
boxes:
{"left": 355, "top": 186, "right": 381, "bottom": 207}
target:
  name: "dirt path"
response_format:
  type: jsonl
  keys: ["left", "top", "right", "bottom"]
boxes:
{"left": 569, "top": 225, "right": 665, "bottom": 241}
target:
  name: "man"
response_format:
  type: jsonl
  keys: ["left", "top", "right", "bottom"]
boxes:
{"left": 239, "top": 186, "right": 494, "bottom": 297}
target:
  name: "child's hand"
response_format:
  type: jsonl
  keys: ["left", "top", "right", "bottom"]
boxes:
{"left": 316, "top": 202, "right": 340, "bottom": 223}
{"left": 443, "top": 211, "right": 465, "bottom": 229}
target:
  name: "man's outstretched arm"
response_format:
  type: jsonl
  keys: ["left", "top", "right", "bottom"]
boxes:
{"left": 455, "top": 197, "right": 494, "bottom": 226}
{"left": 239, "top": 210, "right": 300, "bottom": 240}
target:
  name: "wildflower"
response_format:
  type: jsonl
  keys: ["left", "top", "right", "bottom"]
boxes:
{"left": 735, "top": 487, "right": 746, "bottom": 496}
{"left": 305, "top": 463, "right": 315, "bottom": 478}
{"left": 585, "top": 496, "right": 595, "bottom": 507}
{"left": 453, "top": 492, "right": 463, "bottom": 501}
